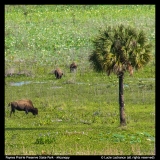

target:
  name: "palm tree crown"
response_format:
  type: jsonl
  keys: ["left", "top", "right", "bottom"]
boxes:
{"left": 89, "top": 24, "right": 152, "bottom": 76}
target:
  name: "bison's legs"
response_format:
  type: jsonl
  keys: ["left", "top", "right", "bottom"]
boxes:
{"left": 55, "top": 72, "right": 58, "bottom": 79}
{"left": 10, "top": 108, "right": 15, "bottom": 117}
{"left": 70, "top": 68, "right": 76, "bottom": 72}
{"left": 25, "top": 109, "right": 29, "bottom": 114}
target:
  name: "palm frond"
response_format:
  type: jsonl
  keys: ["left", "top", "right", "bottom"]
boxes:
{"left": 89, "top": 24, "right": 153, "bottom": 76}
{"left": 137, "top": 30, "right": 147, "bottom": 46}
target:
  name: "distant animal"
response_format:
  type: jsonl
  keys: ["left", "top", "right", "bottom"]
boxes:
{"left": 8, "top": 99, "right": 38, "bottom": 117}
{"left": 70, "top": 62, "right": 77, "bottom": 72}
{"left": 53, "top": 68, "right": 63, "bottom": 79}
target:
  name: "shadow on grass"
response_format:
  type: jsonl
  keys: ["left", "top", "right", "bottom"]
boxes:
{"left": 5, "top": 127, "right": 56, "bottom": 131}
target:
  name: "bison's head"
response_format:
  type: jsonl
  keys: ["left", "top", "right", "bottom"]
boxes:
{"left": 33, "top": 108, "right": 38, "bottom": 115}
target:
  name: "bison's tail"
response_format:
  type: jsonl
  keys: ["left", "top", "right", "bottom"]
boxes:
{"left": 8, "top": 102, "right": 11, "bottom": 107}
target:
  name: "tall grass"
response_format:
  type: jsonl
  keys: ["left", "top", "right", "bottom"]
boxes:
{"left": 5, "top": 5, "right": 155, "bottom": 69}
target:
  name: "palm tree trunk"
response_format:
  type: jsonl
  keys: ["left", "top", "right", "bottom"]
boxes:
{"left": 119, "top": 72, "right": 126, "bottom": 126}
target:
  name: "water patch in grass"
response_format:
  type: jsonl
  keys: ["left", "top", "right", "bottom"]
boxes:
{"left": 63, "top": 81, "right": 89, "bottom": 85}
{"left": 10, "top": 81, "right": 47, "bottom": 86}
{"left": 10, "top": 81, "right": 32, "bottom": 86}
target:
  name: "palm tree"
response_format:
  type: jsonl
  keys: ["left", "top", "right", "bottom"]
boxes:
{"left": 89, "top": 24, "right": 152, "bottom": 126}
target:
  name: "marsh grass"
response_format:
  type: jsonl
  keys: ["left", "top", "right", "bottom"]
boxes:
{"left": 5, "top": 5, "right": 155, "bottom": 155}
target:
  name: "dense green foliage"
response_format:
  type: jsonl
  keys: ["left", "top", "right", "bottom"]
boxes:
{"left": 89, "top": 24, "right": 152, "bottom": 74}
{"left": 5, "top": 5, "right": 155, "bottom": 155}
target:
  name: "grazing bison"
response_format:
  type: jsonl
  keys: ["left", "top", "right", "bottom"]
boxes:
{"left": 53, "top": 68, "right": 63, "bottom": 79}
{"left": 70, "top": 62, "right": 77, "bottom": 72}
{"left": 8, "top": 99, "right": 38, "bottom": 117}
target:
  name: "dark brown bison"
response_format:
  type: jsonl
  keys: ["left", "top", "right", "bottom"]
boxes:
{"left": 8, "top": 99, "right": 38, "bottom": 117}
{"left": 70, "top": 62, "right": 77, "bottom": 72}
{"left": 53, "top": 68, "right": 63, "bottom": 79}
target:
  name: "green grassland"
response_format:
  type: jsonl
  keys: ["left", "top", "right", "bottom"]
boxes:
{"left": 5, "top": 5, "right": 155, "bottom": 155}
